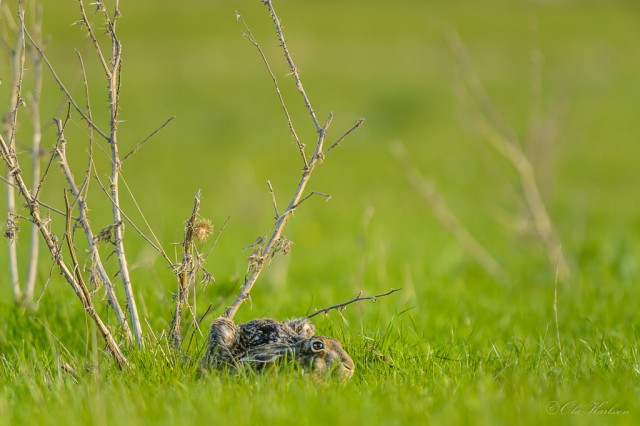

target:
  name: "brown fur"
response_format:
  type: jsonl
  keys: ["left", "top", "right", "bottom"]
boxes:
{"left": 202, "top": 317, "right": 354, "bottom": 379}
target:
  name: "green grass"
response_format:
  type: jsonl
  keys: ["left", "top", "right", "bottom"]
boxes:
{"left": 1, "top": 0, "right": 640, "bottom": 424}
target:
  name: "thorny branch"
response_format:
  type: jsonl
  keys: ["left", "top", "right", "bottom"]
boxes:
{"left": 237, "top": 13, "right": 308, "bottom": 168}
{"left": 5, "top": 2, "right": 27, "bottom": 304}
{"left": 306, "top": 289, "right": 401, "bottom": 319}
{"left": 54, "top": 118, "right": 133, "bottom": 343}
{"left": 77, "top": 0, "right": 144, "bottom": 345}
{"left": 0, "top": 129, "right": 128, "bottom": 368}
{"left": 223, "top": 0, "right": 364, "bottom": 319}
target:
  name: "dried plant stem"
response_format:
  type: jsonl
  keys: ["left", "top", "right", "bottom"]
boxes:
{"left": 0, "top": 131, "right": 127, "bottom": 367}
{"left": 23, "top": 27, "right": 109, "bottom": 140}
{"left": 480, "top": 121, "right": 570, "bottom": 280}
{"left": 391, "top": 142, "right": 506, "bottom": 281}
{"left": 224, "top": 1, "right": 364, "bottom": 319}
{"left": 5, "top": 3, "right": 27, "bottom": 304}
{"left": 263, "top": 0, "right": 322, "bottom": 133}
{"left": 77, "top": 0, "right": 143, "bottom": 346}
{"left": 447, "top": 29, "right": 570, "bottom": 280}
{"left": 170, "top": 191, "right": 201, "bottom": 347}
{"left": 306, "top": 289, "right": 401, "bottom": 319}
{"left": 237, "top": 14, "right": 307, "bottom": 167}
{"left": 54, "top": 119, "right": 133, "bottom": 344}
{"left": 224, "top": 115, "right": 363, "bottom": 320}
{"left": 62, "top": 191, "right": 128, "bottom": 367}
{"left": 25, "top": 3, "right": 43, "bottom": 302}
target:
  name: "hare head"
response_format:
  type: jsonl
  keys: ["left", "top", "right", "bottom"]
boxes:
{"left": 294, "top": 336, "right": 355, "bottom": 380}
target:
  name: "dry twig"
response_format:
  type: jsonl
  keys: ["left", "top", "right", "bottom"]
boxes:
{"left": 0, "top": 129, "right": 128, "bottom": 367}
{"left": 446, "top": 28, "right": 571, "bottom": 280}
{"left": 305, "top": 289, "right": 401, "bottom": 319}
{"left": 224, "top": 1, "right": 364, "bottom": 319}
{"left": 77, "top": 0, "right": 143, "bottom": 345}
{"left": 54, "top": 118, "right": 133, "bottom": 343}
{"left": 391, "top": 142, "right": 506, "bottom": 281}
{"left": 4, "top": 1, "right": 27, "bottom": 304}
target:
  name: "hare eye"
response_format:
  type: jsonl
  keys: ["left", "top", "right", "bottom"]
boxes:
{"left": 311, "top": 341, "right": 324, "bottom": 351}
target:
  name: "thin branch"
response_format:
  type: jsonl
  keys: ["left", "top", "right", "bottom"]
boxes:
{"left": 325, "top": 119, "right": 365, "bottom": 154}
{"left": 203, "top": 216, "right": 230, "bottom": 260}
{"left": 5, "top": 1, "right": 27, "bottom": 304}
{"left": 75, "top": 49, "right": 95, "bottom": 200}
{"left": 0, "top": 130, "right": 128, "bottom": 368}
{"left": 93, "top": 169, "right": 172, "bottom": 267}
{"left": 305, "top": 289, "right": 401, "bottom": 319}
{"left": 237, "top": 12, "right": 308, "bottom": 168}
{"left": 294, "top": 191, "right": 331, "bottom": 210}
{"left": 77, "top": 0, "right": 111, "bottom": 78}
{"left": 391, "top": 142, "right": 507, "bottom": 281}
{"left": 81, "top": 0, "right": 144, "bottom": 346}
{"left": 267, "top": 180, "right": 279, "bottom": 219}
{"left": 121, "top": 116, "right": 175, "bottom": 163}
{"left": 25, "top": 3, "right": 44, "bottom": 302}
{"left": 263, "top": 0, "right": 322, "bottom": 133}
{"left": 119, "top": 172, "right": 171, "bottom": 265}
{"left": 223, "top": 1, "right": 363, "bottom": 319}
{"left": 446, "top": 28, "right": 571, "bottom": 280}
{"left": 22, "top": 26, "right": 110, "bottom": 141}
{"left": 54, "top": 118, "right": 133, "bottom": 343}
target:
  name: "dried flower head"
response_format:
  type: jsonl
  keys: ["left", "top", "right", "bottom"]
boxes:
{"left": 4, "top": 219, "right": 19, "bottom": 243}
{"left": 193, "top": 219, "right": 213, "bottom": 243}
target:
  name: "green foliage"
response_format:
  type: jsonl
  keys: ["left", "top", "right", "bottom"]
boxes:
{"left": 1, "top": 0, "right": 640, "bottom": 424}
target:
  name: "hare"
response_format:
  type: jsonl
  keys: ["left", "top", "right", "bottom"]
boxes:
{"left": 202, "top": 317, "right": 354, "bottom": 380}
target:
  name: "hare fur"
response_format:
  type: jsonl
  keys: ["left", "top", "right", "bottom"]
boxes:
{"left": 202, "top": 317, "right": 354, "bottom": 379}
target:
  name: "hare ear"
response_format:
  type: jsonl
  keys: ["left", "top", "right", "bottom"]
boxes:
{"left": 285, "top": 318, "right": 315, "bottom": 338}
{"left": 210, "top": 317, "right": 237, "bottom": 348}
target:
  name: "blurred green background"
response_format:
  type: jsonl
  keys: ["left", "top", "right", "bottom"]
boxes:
{"left": 1, "top": 0, "right": 639, "bottom": 356}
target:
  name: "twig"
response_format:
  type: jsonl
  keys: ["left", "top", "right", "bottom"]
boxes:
{"left": 121, "top": 116, "right": 175, "bottom": 162}
{"left": 305, "top": 289, "right": 401, "bottom": 319}
{"left": 267, "top": 180, "right": 279, "bottom": 219}
{"left": 0, "top": 129, "right": 128, "bottom": 368}
{"left": 294, "top": 191, "right": 331, "bottom": 209}
{"left": 77, "top": 0, "right": 144, "bottom": 346}
{"left": 223, "top": 117, "right": 359, "bottom": 319}
{"left": 5, "top": 2, "right": 27, "bottom": 304}
{"left": 25, "top": 2, "right": 43, "bottom": 302}
{"left": 223, "top": 1, "right": 363, "bottom": 319}
{"left": 23, "top": 26, "right": 110, "bottom": 141}
{"left": 170, "top": 191, "right": 201, "bottom": 348}
{"left": 446, "top": 28, "right": 571, "bottom": 280}
{"left": 263, "top": 0, "right": 321, "bottom": 133}
{"left": 326, "top": 119, "right": 365, "bottom": 154}
{"left": 391, "top": 142, "right": 506, "bottom": 281}
{"left": 75, "top": 50, "right": 95, "bottom": 200}
{"left": 54, "top": 118, "right": 133, "bottom": 343}
{"left": 92, "top": 170, "right": 172, "bottom": 266}
{"left": 119, "top": 172, "right": 172, "bottom": 265}
{"left": 237, "top": 12, "right": 307, "bottom": 167}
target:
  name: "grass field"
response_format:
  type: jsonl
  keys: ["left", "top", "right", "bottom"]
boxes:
{"left": 1, "top": 0, "right": 639, "bottom": 424}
